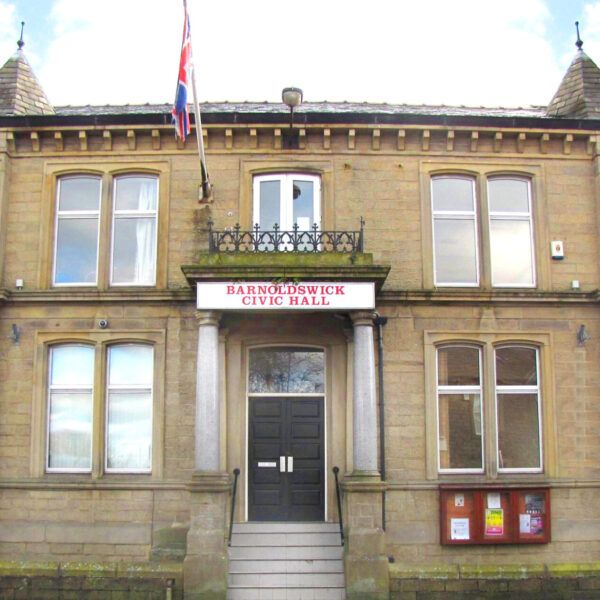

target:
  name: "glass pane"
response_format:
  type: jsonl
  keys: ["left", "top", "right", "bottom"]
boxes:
{"left": 489, "top": 179, "right": 530, "bottom": 213}
{"left": 48, "top": 391, "right": 92, "bottom": 469}
{"left": 432, "top": 178, "right": 474, "bottom": 212}
{"left": 438, "top": 346, "right": 480, "bottom": 386}
{"left": 115, "top": 177, "right": 157, "bottom": 211}
{"left": 51, "top": 345, "right": 94, "bottom": 385}
{"left": 112, "top": 217, "right": 157, "bottom": 284}
{"left": 109, "top": 345, "right": 153, "bottom": 385}
{"left": 438, "top": 393, "right": 482, "bottom": 469}
{"left": 59, "top": 177, "right": 100, "bottom": 211}
{"left": 106, "top": 391, "right": 152, "bottom": 470}
{"left": 249, "top": 347, "right": 324, "bottom": 393}
{"left": 434, "top": 218, "right": 478, "bottom": 284}
{"left": 497, "top": 393, "right": 540, "bottom": 469}
{"left": 55, "top": 218, "right": 98, "bottom": 284}
{"left": 490, "top": 220, "right": 534, "bottom": 285}
{"left": 259, "top": 180, "right": 280, "bottom": 230}
{"left": 293, "top": 180, "right": 315, "bottom": 230}
{"left": 496, "top": 347, "right": 537, "bottom": 385}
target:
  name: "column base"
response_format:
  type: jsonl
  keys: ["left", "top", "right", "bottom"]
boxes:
{"left": 184, "top": 472, "right": 231, "bottom": 600}
{"left": 342, "top": 473, "right": 389, "bottom": 600}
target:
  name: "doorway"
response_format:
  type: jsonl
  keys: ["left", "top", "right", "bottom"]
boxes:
{"left": 247, "top": 346, "right": 325, "bottom": 522}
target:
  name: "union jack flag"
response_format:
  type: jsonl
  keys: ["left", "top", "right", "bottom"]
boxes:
{"left": 172, "top": 8, "right": 192, "bottom": 140}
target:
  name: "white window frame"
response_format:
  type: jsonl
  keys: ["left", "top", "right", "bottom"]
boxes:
{"left": 53, "top": 175, "right": 101, "bottom": 287}
{"left": 488, "top": 177, "right": 536, "bottom": 288}
{"left": 431, "top": 175, "right": 480, "bottom": 287}
{"left": 46, "top": 344, "right": 94, "bottom": 473}
{"left": 494, "top": 345, "right": 543, "bottom": 474}
{"left": 105, "top": 343, "right": 154, "bottom": 474}
{"left": 110, "top": 174, "right": 159, "bottom": 286}
{"left": 253, "top": 173, "right": 321, "bottom": 231}
{"left": 436, "top": 344, "right": 484, "bottom": 474}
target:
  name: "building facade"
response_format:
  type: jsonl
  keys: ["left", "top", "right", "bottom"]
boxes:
{"left": 0, "top": 45, "right": 600, "bottom": 599}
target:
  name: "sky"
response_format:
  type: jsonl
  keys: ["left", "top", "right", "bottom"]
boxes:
{"left": 0, "top": 0, "right": 598, "bottom": 109}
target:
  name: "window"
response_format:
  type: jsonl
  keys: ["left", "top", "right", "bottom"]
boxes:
{"left": 111, "top": 175, "right": 158, "bottom": 285}
{"left": 432, "top": 177, "right": 479, "bottom": 286}
{"left": 436, "top": 343, "right": 542, "bottom": 474}
{"left": 47, "top": 342, "right": 154, "bottom": 474}
{"left": 488, "top": 178, "right": 534, "bottom": 287}
{"left": 253, "top": 174, "right": 321, "bottom": 232}
{"left": 53, "top": 173, "right": 159, "bottom": 287}
{"left": 431, "top": 175, "right": 535, "bottom": 287}
{"left": 53, "top": 176, "right": 101, "bottom": 285}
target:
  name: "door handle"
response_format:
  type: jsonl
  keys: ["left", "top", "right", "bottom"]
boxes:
{"left": 287, "top": 456, "right": 293, "bottom": 473}
{"left": 280, "top": 456, "right": 286, "bottom": 472}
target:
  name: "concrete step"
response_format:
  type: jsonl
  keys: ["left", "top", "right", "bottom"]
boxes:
{"left": 228, "top": 545, "right": 343, "bottom": 561}
{"left": 227, "top": 587, "right": 345, "bottom": 600}
{"left": 228, "top": 573, "right": 345, "bottom": 587}
{"left": 228, "top": 559, "right": 343, "bottom": 574}
{"left": 232, "top": 522, "right": 341, "bottom": 534}
{"left": 230, "top": 532, "right": 342, "bottom": 547}
{"left": 226, "top": 523, "right": 345, "bottom": 600}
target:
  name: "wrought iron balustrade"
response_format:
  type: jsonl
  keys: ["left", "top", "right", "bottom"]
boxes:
{"left": 208, "top": 219, "right": 364, "bottom": 254}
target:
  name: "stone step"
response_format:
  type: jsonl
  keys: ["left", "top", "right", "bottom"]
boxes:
{"left": 227, "top": 586, "right": 345, "bottom": 600}
{"left": 232, "top": 522, "right": 341, "bottom": 534}
{"left": 228, "top": 545, "right": 343, "bottom": 561}
{"left": 228, "top": 559, "right": 343, "bottom": 574}
{"left": 230, "top": 532, "right": 341, "bottom": 547}
{"left": 229, "top": 572, "right": 345, "bottom": 587}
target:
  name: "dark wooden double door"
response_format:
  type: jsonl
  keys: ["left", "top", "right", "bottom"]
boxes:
{"left": 249, "top": 397, "right": 324, "bottom": 521}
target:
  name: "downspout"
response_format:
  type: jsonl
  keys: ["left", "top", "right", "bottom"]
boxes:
{"left": 373, "top": 313, "right": 388, "bottom": 530}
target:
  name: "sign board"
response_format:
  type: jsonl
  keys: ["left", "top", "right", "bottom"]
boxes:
{"left": 196, "top": 281, "right": 375, "bottom": 310}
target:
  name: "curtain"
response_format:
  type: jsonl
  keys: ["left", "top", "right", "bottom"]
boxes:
{"left": 133, "top": 179, "right": 156, "bottom": 284}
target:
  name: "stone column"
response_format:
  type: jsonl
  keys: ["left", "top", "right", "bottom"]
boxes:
{"left": 195, "top": 310, "right": 220, "bottom": 471}
{"left": 351, "top": 311, "right": 379, "bottom": 474}
{"left": 343, "top": 311, "right": 389, "bottom": 600}
{"left": 184, "top": 310, "right": 230, "bottom": 600}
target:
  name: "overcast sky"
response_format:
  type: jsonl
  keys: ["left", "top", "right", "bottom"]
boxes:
{"left": 1, "top": 0, "right": 598, "bottom": 108}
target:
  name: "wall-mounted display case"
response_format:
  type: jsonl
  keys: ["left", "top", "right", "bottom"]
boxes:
{"left": 440, "top": 486, "right": 550, "bottom": 545}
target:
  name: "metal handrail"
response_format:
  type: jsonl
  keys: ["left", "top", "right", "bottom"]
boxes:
{"left": 332, "top": 466, "right": 344, "bottom": 546}
{"left": 208, "top": 218, "right": 365, "bottom": 254}
{"left": 228, "top": 468, "right": 240, "bottom": 547}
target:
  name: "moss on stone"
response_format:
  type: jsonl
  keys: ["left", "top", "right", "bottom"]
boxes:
{"left": 389, "top": 564, "right": 459, "bottom": 580}
{"left": 0, "top": 560, "right": 59, "bottom": 576}
{"left": 547, "top": 563, "right": 600, "bottom": 578}
{"left": 460, "top": 564, "right": 545, "bottom": 580}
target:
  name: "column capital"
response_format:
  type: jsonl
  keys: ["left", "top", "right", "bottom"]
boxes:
{"left": 350, "top": 310, "right": 376, "bottom": 327}
{"left": 196, "top": 310, "right": 221, "bottom": 327}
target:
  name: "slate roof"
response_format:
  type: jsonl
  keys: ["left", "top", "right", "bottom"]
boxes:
{"left": 547, "top": 50, "right": 600, "bottom": 118}
{"left": 0, "top": 51, "right": 54, "bottom": 116}
{"left": 52, "top": 101, "right": 547, "bottom": 119}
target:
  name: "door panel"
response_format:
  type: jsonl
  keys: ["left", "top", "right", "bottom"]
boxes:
{"left": 249, "top": 397, "right": 324, "bottom": 521}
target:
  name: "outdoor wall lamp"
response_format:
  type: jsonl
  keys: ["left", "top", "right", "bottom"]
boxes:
{"left": 282, "top": 87, "right": 303, "bottom": 149}
{"left": 577, "top": 324, "right": 591, "bottom": 346}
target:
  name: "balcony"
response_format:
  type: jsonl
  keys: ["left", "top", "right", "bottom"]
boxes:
{"left": 181, "top": 218, "right": 390, "bottom": 292}
{"left": 208, "top": 220, "right": 364, "bottom": 255}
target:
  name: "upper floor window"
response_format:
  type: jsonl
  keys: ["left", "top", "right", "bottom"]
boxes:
{"left": 436, "top": 343, "right": 542, "bottom": 474}
{"left": 431, "top": 175, "right": 535, "bottom": 288}
{"left": 111, "top": 176, "right": 158, "bottom": 285}
{"left": 54, "top": 176, "right": 101, "bottom": 286}
{"left": 488, "top": 178, "right": 534, "bottom": 287}
{"left": 47, "top": 342, "right": 154, "bottom": 474}
{"left": 253, "top": 174, "right": 321, "bottom": 232}
{"left": 53, "top": 174, "right": 158, "bottom": 287}
{"left": 432, "top": 177, "right": 479, "bottom": 286}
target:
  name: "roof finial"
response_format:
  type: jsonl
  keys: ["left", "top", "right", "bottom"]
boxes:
{"left": 17, "top": 21, "right": 24, "bottom": 50}
{"left": 575, "top": 21, "right": 583, "bottom": 51}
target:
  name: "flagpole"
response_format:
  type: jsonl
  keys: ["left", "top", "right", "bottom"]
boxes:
{"left": 183, "top": 0, "right": 211, "bottom": 200}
